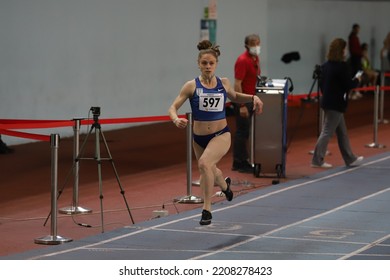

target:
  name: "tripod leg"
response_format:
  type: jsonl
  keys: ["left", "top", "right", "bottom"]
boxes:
{"left": 95, "top": 127, "right": 105, "bottom": 233}
{"left": 99, "top": 129, "right": 135, "bottom": 224}
{"left": 308, "top": 78, "right": 317, "bottom": 100}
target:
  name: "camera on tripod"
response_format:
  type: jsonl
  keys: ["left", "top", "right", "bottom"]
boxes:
{"left": 90, "top": 106, "right": 101, "bottom": 117}
{"left": 313, "top": 64, "right": 322, "bottom": 79}
{"left": 301, "top": 65, "right": 322, "bottom": 104}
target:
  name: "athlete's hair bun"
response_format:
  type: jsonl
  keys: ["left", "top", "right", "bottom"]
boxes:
{"left": 197, "top": 40, "right": 221, "bottom": 57}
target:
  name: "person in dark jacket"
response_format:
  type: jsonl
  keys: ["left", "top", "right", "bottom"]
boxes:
{"left": 311, "top": 38, "right": 363, "bottom": 168}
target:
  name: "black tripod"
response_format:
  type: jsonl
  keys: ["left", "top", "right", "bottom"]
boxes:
{"left": 63, "top": 107, "right": 134, "bottom": 232}
{"left": 287, "top": 65, "right": 323, "bottom": 152}
{"left": 44, "top": 108, "right": 134, "bottom": 233}
{"left": 72, "top": 107, "right": 134, "bottom": 232}
{"left": 303, "top": 65, "right": 331, "bottom": 155}
{"left": 301, "top": 64, "right": 322, "bottom": 137}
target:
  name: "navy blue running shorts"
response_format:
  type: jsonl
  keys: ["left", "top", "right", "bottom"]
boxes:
{"left": 193, "top": 126, "right": 230, "bottom": 149}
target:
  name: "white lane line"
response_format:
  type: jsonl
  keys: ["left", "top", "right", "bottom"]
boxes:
{"left": 190, "top": 187, "right": 390, "bottom": 260}
{"left": 339, "top": 233, "right": 390, "bottom": 260}
{"left": 28, "top": 155, "right": 390, "bottom": 260}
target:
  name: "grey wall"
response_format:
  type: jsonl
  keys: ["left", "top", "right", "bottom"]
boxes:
{"left": 1, "top": 0, "right": 389, "bottom": 145}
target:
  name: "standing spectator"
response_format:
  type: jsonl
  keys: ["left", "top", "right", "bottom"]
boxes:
{"left": 361, "top": 43, "right": 378, "bottom": 87}
{"left": 348, "top": 23, "right": 363, "bottom": 75}
{"left": 232, "top": 34, "right": 261, "bottom": 173}
{"left": 348, "top": 24, "right": 363, "bottom": 99}
{"left": 311, "top": 38, "right": 363, "bottom": 169}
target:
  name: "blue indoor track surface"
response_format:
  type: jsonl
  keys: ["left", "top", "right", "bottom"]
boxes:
{"left": 3, "top": 152, "right": 390, "bottom": 260}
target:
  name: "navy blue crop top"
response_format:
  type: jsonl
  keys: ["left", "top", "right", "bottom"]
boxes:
{"left": 189, "top": 77, "right": 227, "bottom": 121}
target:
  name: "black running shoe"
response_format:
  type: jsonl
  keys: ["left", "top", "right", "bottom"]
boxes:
{"left": 199, "top": 209, "right": 212, "bottom": 225}
{"left": 222, "top": 177, "right": 233, "bottom": 201}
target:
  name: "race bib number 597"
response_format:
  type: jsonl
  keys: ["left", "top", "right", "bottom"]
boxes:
{"left": 199, "top": 93, "right": 224, "bottom": 112}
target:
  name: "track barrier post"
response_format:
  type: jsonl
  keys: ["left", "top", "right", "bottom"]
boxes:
{"left": 174, "top": 112, "right": 203, "bottom": 204}
{"left": 59, "top": 119, "right": 92, "bottom": 215}
{"left": 35, "top": 134, "right": 73, "bottom": 245}
{"left": 379, "top": 71, "right": 388, "bottom": 124}
{"left": 365, "top": 86, "right": 386, "bottom": 149}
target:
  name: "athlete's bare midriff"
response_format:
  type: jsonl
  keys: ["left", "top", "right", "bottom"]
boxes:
{"left": 193, "top": 118, "right": 227, "bottom": 136}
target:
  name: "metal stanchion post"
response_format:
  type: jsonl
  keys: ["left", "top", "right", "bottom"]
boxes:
{"left": 174, "top": 112, "right": 203, "bottom": 204}
{"left": 59, "top": 119, "right": 92, "bottom": 214}
{"left": 379, "top": 71, "right": 388, "bottom": 124}
{"left": 35, "top": 134, "right": 72, "bottom": 245}
{"left": 365, "top": 86, "right": 386, "bottom": 149}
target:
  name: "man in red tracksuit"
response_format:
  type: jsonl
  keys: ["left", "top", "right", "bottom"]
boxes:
{"left": 232, "top": 34, "right": 261, "bottom": 173}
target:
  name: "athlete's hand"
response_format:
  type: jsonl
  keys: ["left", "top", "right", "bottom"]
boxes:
{"left": 253, "top": 95, "right": 263, "bottom": 115}
{"left": 173, "top": 118, "right": 188, "bottom": 129}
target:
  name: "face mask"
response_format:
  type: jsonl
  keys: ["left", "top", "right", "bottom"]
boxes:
{"left": 249, "top": 46, "right": 261, "bottom": 56}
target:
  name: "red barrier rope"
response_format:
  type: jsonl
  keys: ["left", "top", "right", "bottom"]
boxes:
{"left": 0, "top": 115, "right": 186, "bottom": 130}
{"left": 0, "top": 120, "right": 74, "bottom": 130}
{"left": 352, "top": 85, "right": 376, "bottom": 92}
{"left": 287, "top": 85, "right": 390, "bottom": 107}
{"left": 0, "top": 114, "right": 186, "bottom": 141}
{"left": 80, "top": 114, "right": 183, "bottom": 126}
{"left": 0, "top": 129, "right": 50, "bottom": 142}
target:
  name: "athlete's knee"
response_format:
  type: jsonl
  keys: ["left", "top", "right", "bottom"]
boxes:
{"left": 198, "top": 158, "right": 212, "bottom": 174}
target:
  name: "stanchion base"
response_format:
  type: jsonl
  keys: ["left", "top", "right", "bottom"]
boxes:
{"left": 34, "top": 235, "right": 73, "bottom": 245}
{"left": 59, "top": 206, "right": 92, "bottom": 215}
{"left": 174, "top": 195, "right": 203, "bottom": 204}
{"left": 365, "top": 143, "right": 386, "bottom": 149}
{"left": 378, "top": 119, "right": 389, "bottom": 124}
